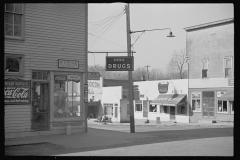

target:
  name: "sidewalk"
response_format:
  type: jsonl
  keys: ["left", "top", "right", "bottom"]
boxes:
{"left": 5, "top": 119, "right": 233, "bottom": 149}
{"left": 88, "top": 118, "right": 234, "bottom": 127}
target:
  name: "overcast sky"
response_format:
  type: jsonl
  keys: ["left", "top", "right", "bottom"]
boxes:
{"left": 88, "top": 3, "right": 233, "bottom": 71}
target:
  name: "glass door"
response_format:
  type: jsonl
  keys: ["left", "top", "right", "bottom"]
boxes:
{"left": 32, "top": 82, "right": 49, "bottom": 130}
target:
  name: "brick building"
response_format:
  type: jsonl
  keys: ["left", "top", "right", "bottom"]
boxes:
{"left": 184, "top": 18, "right": 234, "bottom": 122}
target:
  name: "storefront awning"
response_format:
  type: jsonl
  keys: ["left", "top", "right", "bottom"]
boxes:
{"left": 219, "top": 89, "right": 234, "bottom": 101}
{"left": 150, "top": 94, "right": 187, "bottom": 106}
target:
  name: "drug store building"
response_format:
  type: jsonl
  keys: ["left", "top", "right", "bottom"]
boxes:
{"left": 184, "top": 18, "right": 234, "bottom": 123}
{"left": 4, "top": 3, "right": 88, "bottom": 138}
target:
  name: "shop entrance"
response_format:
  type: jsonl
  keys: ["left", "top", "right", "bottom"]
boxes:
{"left": 202, "top": 91, "right": 215, "bottom": 118}
{"left": 32, "top": 82, "right": 49, "bottom": 130}
{"left": 170, "top": 106, "right": 175, "bottom": 120}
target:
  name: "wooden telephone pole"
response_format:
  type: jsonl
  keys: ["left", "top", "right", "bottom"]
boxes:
{"left": 126, "top": 3, "right": 135, "bottom": 133}
{"left": 145, "top": 65, "right": 150, "bottom": 80}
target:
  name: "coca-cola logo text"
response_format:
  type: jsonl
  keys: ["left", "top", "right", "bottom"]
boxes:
{"left": 4, "top": 87, "right": 29, "bottom": 99}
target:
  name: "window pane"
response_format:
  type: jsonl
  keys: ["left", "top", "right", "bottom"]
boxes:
{"left": 149, "top": 105, "right": 157, "bottom": 112}
{"left": 202, "top": 69, "right": 207, "bottom": 78}
{"left": 218, "top": 100, "right": 222, "bottom": 112}
{"left": 203, "top": 61, "right": 207, "bottom": 69}
{"left": 5, "top": 24, "right": 13, "bottom": 36}
{"left": 225, "top": 59, "right": 231, "bottom": 68}
{"left": 6, "top": 57, "right": 20, "bottom": 72}
{"left": 223, "top": 101, "right": 227, "bottom": 112}
{"left": 14, "top": 25, "right": 22, "bottom": 37}
{"left": 14, "top": 14, "right": 22, "bottom": 25}
{"left": 5, "top": 13, "right": 13, "bottom": 24}
{"left": 32, "top": 72, "right": 38, "bottom": 79}
{"left": 6, "top": 3, "right": 14, "bottom": 12}
{"left": 43, "top": 72, "right": 48, "bottom": 80}
{"left": 14, "top": 3, "right": 22, "bottom": 13}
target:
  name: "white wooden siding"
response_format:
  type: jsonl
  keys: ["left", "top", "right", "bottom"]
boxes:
{"left": 5, "top": 105, "right": 31, "bottom": 133}
{"left": 4, "top": 3, "right": 87, "bottom": 73}
{"left": 4, "top": 4, "right": 87, "bottom": 135}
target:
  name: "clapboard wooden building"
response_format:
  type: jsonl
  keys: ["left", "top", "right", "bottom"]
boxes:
{"left": 4, "top": 3, "right": 88, "bottom": 138}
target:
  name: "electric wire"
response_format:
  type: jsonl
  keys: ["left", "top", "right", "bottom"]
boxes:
{"left": 88, "top": 11, "right": 124, "bottom": 45}
{"left": 89, "top": 11, "right": 125, "bottom": 48}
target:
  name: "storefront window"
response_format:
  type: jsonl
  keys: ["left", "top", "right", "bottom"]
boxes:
{"left": 54, "top": 74, "right": 81, "bottom": 119}
{"left": 135, "top": 100, "right": 142, "bottom": 112}
{"left": 177, "top": 104, "right": 187, "bottom": 114}
{"left": 191, "top": 92, "right": 201, "bottom": 112}
{"left": 103, "top": 103, "right": 113, "bottom": 116}
{"left": 217, "top": 91, "right": 227, "bottom": 113}
{"left": 161, "top": 106, "right": 168, "bottom": 113}
{"left": 149, "top": 104, "right": 157, "bottom": 112}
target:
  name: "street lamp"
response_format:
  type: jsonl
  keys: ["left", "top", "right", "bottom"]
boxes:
{"left": 126, "top": 4, "right": 175, "bottom": 133}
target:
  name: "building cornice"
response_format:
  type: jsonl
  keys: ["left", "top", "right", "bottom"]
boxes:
{"left": 184, "top": 18, "right": 234, "bottom": 32}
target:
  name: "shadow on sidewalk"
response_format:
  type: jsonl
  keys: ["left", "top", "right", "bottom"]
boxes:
{"left": 5, "top": 127, "right": 233, "bottom": 156}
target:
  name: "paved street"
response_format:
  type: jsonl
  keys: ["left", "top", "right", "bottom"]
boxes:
{"left": 5, "top": 122, "right": 233, "bottom": 156}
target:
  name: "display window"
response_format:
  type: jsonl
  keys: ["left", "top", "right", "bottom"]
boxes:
{"left": 149, "top": 104, "right": 157, "bottom": 113}
{"left": 191, "top": 92, "right": 201, "bottom": 112}
{"left": 54, "top": 74, "right": 81, "bottom": 119}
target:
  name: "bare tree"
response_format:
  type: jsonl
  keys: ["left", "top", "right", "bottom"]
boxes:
{"left": 166, "top": 49, "right": 188, "bottom": 79}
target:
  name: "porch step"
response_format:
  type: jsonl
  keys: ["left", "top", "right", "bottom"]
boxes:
{"left": 198, "top": 119, "right": 217, "bottom": 124}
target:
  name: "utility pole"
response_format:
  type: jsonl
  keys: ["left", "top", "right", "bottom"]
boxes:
{"left": 145, "top": 65, "right": 150, "bottom": 80}
{"left": 126, "top": 3, "right": 135, "bottom": 133}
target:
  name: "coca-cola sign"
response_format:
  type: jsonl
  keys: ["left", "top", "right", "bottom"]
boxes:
{"left": 4, "top": 79, "right": 31, "bottom": 104}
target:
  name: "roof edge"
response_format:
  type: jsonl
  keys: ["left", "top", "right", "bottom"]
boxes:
{"left": 184, "top": 18, "right": 234, "bottom": 32}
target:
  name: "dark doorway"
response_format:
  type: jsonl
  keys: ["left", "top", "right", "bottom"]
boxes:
{"left": 32, "top": 82, "right": 49, "bottom": 130}
{"left": 170, "top": 106, "right": 175, "bottom": 120}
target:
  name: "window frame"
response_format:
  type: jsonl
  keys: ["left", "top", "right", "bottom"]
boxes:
{"left": 217, "top": 91, "right": 228, "bottom": 114}
{"left": 224, "top": 57, "right": 233, "bottom": 78}
{"left": 53, "top": 73, "right": 81, "bottom": 120}
{"left": 4, "top": 3, "right": 25, "bottom": 40}
{"left": 160, "top": 105, "right": 168, "bottom": 114}
{"left": 135, "top": 101, "right": 142, "bottom": 112}
{"left": 5, "top": 53, "right": 25, "bottom": 77}
{"left": 229, "top": 101, "right": 234, "bottom": 114}
{"left": 149, "top": 104, "right": 157, "bottom": 113}
{"left": 191, "top": 91, "right": 201, "bottom": 112}
{"left": 177, "top": 105, "right": 187, "bottom": 115}
{"left": 201, "top": 59, "right": 208, "bottom": 78}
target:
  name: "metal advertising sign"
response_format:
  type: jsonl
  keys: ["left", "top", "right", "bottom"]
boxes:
{"left": 88, "top": 72, "right": 100, "bottom": 80}
{"left": 228, "top": 78, "right": 234, "bottom": 86}
{"left": 158, "top": 82, "right": 169, "bottom": 94}
{"left": 106, "top": 56, "right": 134, "bottom": 71}
{"left": 4, "top": 79, "right": 31, "bottom": 104}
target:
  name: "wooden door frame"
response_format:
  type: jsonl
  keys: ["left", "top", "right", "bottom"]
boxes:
{"left": 31, "top": 81, "right": 50, "bottom": 130}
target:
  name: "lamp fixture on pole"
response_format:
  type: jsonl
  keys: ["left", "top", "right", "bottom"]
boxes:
{"left": 130, "top": 28, "right": 175, "bottom": 47}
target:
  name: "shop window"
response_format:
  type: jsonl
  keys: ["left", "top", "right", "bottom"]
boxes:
{"left": 5, "top": 3, "right": 24, "bottom": 39}
{"left": 191, "top": 92, "right": 201, "bottom": 112}
{"left": 202, "top": 60, "right": 208, "bottom": 78}
{"left": 149, "top": 104, "right": 157, "bottom": 112}
{"left": 161, "top": 106, "right": 168, "bottom": 113}
{"left": 177, "top": 105, "right": 186, "bottom": 114}
{"left": 54, "top": 74, "right": 81, "bottom": 119}
{"left": 32, "top": 71, "right": 48, "bottom": 80}
{"left": 217, "top": 91, "right": 227, "bottom": 113}
{"left": 127, "top": 104, "right": 130, "bottom": 115}
{"left": 224, "top": 57, "right": 233, "bottom": 77}
{"left": 135, "top": 101, "right": 142, "bottom": 112}
{"left": 5, "top": 54, "right": 25, "bottom": 76}
{"left": 103, "top": 103, "right": 113, "bottom": 116}
{"left": 218, "top": 100, "right": 228, "bottom": 113}
{"left": 229, "top": 101, "right": 234, "bottom": 114}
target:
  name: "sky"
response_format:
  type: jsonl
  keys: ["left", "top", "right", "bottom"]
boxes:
{"left": 88, "top": 3, "right": 233, "bottom": 71}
